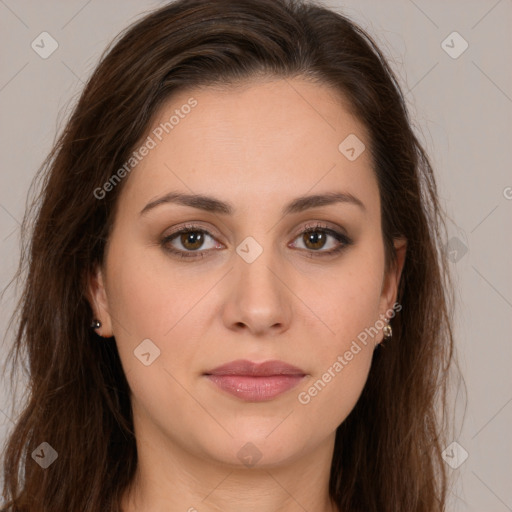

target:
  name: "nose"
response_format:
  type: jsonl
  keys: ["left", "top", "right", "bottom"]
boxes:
{"left": 221, "top": 244, "right": 292, "bottom": 337}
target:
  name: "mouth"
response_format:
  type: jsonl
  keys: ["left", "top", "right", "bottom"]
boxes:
{"left": 203, "top": 359, "right": 307, "bottom": 402}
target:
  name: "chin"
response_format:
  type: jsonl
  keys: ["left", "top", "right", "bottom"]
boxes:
{"left": 195, "top": 427, "right": 311, "bottom": 470}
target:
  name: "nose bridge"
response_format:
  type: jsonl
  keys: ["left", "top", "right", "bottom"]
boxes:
{"left": 234, "top": 231, "right": 283, "bottom": 300}
{"left": 224, "top": 231, "right": 292, "bottom": 333}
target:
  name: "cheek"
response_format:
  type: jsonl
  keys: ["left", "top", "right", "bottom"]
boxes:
{"left": 105, "top": 238, "right": 198, "bottom": 335}
{"left": 292, "top": 251, "right": 383, "bottom": 425}
{"left": 104, "top": 249, "right": 207, "bottom": 440}
{"left": 294, "top": 274, "right": 382, "bottom": 428}
{"left": 295, "top": 345, "right": 374, "bottom": 434}
{"left": 303, "top": 250, "right": 384, "bottom": 350}
{"left": 104, "top": 240, "right": 208, "bottom": 381}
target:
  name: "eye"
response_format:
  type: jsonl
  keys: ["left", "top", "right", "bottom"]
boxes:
{"left": 160, "top": 222, "right": 353, "bottom": 260}
{"left": 289, "top": 222, "right": 353, "bottom": 257}
{"left": 161, "top": 223, "right": 222, "bottom": 259}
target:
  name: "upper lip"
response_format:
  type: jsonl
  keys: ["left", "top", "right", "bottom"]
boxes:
{"left": 204, "top": 359, "right": 306, "bottom": 376}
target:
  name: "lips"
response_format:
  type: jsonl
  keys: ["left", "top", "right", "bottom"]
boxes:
{"left": 205, "top": 359, "right": 306, "bottom": 377}
{"left": 204, "top": 359, "right": 307, "bottom": 402}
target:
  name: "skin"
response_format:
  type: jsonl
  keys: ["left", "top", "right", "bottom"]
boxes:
{"left": 88, "top": 77, "right": 406, "bottom": 512}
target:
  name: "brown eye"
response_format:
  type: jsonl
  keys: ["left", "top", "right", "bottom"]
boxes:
{"left": 161, "top": 226, "right": 221, "bottom": 258}
{"left": 290, "top": 224, "right": 352, "bottom": 256}
{"left": 302, "top": 230, "right": 328, "bottom": 250}
{"left": 179, "top": 231, "right": 205, "bottom": 251}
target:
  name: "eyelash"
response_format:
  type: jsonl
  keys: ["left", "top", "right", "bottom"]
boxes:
{"left": 160, "top": 222, "right": 353, "bottom": 260}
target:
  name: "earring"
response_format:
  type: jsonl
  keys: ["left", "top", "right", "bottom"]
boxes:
{"left": 91, "top": 319, "right": 102, "bottom": 329}
{"left": 376, "top": 321, "right": 392, "bottom": 349}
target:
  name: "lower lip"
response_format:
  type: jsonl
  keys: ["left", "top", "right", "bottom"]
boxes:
{"left": 205, "top": 374, "right": 305, "bottom": 402}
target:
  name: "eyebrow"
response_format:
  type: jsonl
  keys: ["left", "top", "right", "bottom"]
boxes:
{"left": 139, "top": 190, "right": 366, "bottom": 217}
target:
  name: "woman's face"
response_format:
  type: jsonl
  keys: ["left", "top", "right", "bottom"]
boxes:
{"left": 89, "top": 77, "right": 406, "bottom": 469}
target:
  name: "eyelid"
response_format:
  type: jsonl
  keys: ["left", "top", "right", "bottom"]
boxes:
{"left": 290, "top": 220, "right": 348, "bottom": 238}
{"left": 164, "top": 222, "right": 221, "bottom": 239}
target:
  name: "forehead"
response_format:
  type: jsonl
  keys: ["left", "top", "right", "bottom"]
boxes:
{"left": 118, "top": 77, "right": 378, "bottom": 219}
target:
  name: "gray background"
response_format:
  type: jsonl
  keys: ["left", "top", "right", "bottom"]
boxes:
{"left": 0, "top": 1, "right": 511, "bottom": 510}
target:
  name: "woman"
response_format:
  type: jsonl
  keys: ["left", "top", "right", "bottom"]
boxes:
{"left": 0, "top": 0, "right": 460, "bottom": 510}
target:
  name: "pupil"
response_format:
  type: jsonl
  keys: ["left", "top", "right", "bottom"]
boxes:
{"left": 306, "top": 231, "right": 325, "bottom": 249}
{"left": 183, "top": 232, "right": 203, "bottom": 250}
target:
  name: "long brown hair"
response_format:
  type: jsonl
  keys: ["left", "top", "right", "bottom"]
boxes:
{"left": 1, "top": 0, "right": 462, "bottom": 510}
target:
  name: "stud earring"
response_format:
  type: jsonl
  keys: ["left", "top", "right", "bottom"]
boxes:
{"left": 91, "top": 319, "right": 102, "bottom": 329}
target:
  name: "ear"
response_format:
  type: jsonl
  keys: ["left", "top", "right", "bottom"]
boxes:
{"left": 87, "top": 263, "right": 114, "bottom": 337}
{"left": 377, "top": 237, "right": 407, "bottom": 341}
